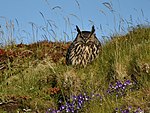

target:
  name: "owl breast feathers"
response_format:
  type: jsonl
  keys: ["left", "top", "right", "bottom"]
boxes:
{"left": 66, "top": 25, "right": 102, "bottom": 66}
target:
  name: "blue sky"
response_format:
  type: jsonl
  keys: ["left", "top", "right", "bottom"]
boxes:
{"left": 0, "top": 0, "right": 149, "bottom": 44}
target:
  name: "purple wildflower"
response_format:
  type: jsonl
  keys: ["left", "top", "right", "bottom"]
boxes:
{"left": 107, "top": 79, "right": 132, "bottom": 97}
{"left": 47, "top": 92, "right": 102, "bottom": 113}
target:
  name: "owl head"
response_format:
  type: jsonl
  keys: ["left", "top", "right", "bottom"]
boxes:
{"left": 75, "top": 25, "right": 97, "bottom": 43}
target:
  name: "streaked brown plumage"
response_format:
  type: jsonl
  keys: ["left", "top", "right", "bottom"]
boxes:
{"left": 66, "top": 25, "right": 101, "bottom": 66}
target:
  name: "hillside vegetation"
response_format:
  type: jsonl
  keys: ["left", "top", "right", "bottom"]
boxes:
{"left": 0, "top": 26, "right": 150, "bottom": 113}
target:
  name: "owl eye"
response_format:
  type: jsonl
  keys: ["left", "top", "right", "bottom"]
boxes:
{"left": 81, "top": 35, "right": 84, "bottom": 39}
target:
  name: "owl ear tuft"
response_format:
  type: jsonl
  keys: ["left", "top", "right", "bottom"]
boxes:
{"left": 91, "top": 25, "right": 95, "bottom": 34}
{"left": 76, "top": 25, "right": 81, "bottom": 34}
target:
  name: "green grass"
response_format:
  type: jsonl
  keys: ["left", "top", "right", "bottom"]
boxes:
{"left": 0, "top": 26, "right": 150, "bottom": 113}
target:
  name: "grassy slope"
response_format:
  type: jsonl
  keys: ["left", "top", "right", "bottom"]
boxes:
{"left": 0, "top": 27, "right": 150, "bottom": 113}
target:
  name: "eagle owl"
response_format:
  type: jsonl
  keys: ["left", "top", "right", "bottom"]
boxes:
{"left": 66, "top": 25, "right": 101, "bottom": 66}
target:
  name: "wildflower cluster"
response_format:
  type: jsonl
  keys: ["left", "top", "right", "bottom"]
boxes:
{"left": 115, "top": 106, "right": 144, "bottom": 113}
{"left": 47, "top": 79, "right": 144, "bottom": 113}
{"left": 107, "top": 80, "right": 132, "bottom": 97}
{"left": 46, "top": 93, "right": 102, "bottom": 113}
